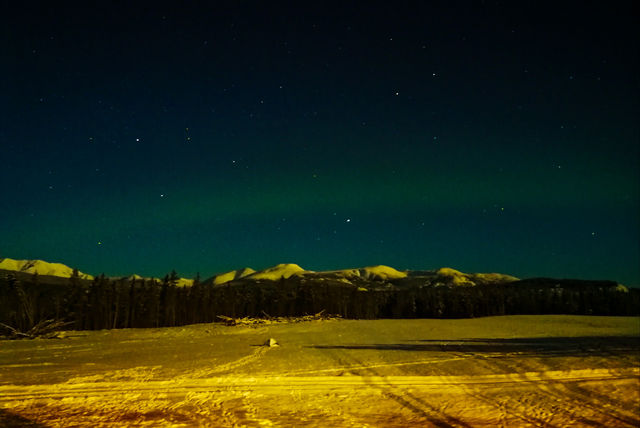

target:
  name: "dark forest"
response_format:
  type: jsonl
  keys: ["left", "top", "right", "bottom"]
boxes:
{"left": 1, "top": 270, "right": 637, "bottom": 334}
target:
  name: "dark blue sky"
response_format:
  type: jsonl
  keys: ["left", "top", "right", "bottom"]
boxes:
{"left": 1, "top": 1, "right": 638, "bottom": 284}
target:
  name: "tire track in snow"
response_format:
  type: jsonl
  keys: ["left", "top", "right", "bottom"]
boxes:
{"left": 1, "top": 369, "right": 638, "bottom": 427}
{"left": 1, "top": 368, "right": 638, "bottom": 400}
{"left": 176, "top": 345, "right": 269, "bottom": 379}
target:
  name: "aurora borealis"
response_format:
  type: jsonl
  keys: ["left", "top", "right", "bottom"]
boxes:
{"left": 1, "top": 2, "right": 638, "bottom": 284}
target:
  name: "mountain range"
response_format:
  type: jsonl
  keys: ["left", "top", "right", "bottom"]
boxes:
{"left": 0, "top": 257, "right": 521, "bottom": 288}
{"left": 2, "top": 257, "right": 636, "bottom": 326}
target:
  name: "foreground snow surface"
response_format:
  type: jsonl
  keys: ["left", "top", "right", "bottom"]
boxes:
{"left": 1, "top": 316, "right": 639, "bottom": 427}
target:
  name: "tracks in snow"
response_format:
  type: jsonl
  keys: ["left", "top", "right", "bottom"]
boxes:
{"left": 1, "top": 368, "right": 638, "bottom": 427}
{"left": 1, "top": 368, "right": 637, "bottom": 400}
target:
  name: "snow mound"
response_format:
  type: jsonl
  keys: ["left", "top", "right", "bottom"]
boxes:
{"left": 247, "top": 264, "right": 307, "bottom": 281}
{"left": 264, "top": 338, "right": 279, "bottom": 347}
{"left": 0, "top": 258, "right": 94, "bottom": 280}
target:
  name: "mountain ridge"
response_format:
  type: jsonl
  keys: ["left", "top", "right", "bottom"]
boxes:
{"left": 1, "top": 257, "right": 521, "bottom": 286}
{"left": 0, "top": 257, "right": 627, "bottom": 290}
{"left": 0, "top": 258, "right": 94, "bottom": 280}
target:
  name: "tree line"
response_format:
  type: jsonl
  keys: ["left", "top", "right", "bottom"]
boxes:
{"left": 1, "top": 271, "right": 638, "bottom": 333}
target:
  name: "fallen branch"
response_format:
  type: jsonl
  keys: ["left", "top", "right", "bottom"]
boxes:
{"left": 216, "top": 310, "right": 339, "bottom": 327}
{"left": 0, "top": 319, "right": 74, "bottom": 340}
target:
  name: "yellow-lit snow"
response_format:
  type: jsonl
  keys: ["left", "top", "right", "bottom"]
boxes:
{"left": 0, "top": 258, "right": 94, "bottom": 280}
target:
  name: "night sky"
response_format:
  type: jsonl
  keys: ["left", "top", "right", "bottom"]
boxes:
{"left": 2, "top": 2, "right": 638, "bottom": 285}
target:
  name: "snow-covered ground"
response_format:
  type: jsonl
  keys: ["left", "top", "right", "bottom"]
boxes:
{"left": 1, "top": 316, "right": 638, "bottom": 427}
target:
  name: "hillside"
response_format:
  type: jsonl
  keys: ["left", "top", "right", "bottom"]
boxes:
{"left": 245, "top": 263, "right": 306, "bottom": 280}
{"left": 209, "top": 268, "right": 256, "bottom": 285}
{"left": 0, "top": 258, "right": 94, "bottom": 280}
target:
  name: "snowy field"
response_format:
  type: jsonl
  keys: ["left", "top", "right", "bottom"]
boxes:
{"left": 1, "top": 315, "right": 638, "bottom": 427}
